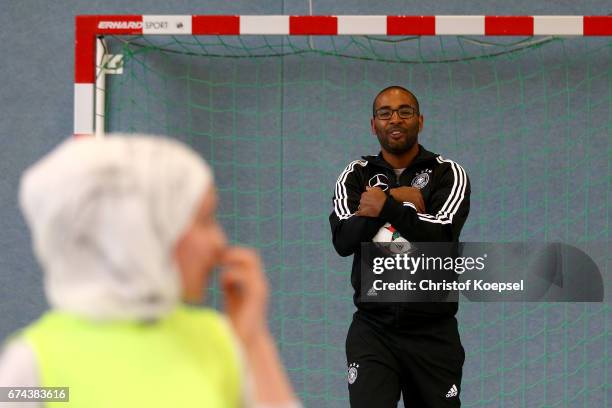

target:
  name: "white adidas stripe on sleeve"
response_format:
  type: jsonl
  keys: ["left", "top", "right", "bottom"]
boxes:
{"left": 333, "top": 160, "right": 368, "bottom": 220}
{"left": 417, "top": 157, "right": 467, "bottom": 224}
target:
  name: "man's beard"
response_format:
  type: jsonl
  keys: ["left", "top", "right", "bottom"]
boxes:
{"left": 376, "top": 130, "right": 418, "bottom": 155}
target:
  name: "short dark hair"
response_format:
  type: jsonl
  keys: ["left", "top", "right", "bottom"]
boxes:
{"left": 372, "top": 86, "right": 420, "bottom": 117}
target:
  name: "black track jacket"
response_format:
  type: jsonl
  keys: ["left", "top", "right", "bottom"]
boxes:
{"left": 329, "top": 145, "right": 471, "bottom": 326}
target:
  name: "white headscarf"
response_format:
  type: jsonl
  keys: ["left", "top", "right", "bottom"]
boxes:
{"left": 19, "top": 135, "right": 213, "bottom": 321}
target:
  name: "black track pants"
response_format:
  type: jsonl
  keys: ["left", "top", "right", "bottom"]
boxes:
{"left": 346, "top": 313, "right": 465, "bottom": 408}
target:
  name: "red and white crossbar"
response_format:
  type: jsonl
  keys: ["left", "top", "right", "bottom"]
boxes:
{"left": 74, "top": 14, "right": 612, "bottom": 136}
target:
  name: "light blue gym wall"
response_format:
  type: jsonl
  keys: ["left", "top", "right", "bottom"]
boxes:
{"left": 1, "top": 1, "right": 609, "bottom": 407}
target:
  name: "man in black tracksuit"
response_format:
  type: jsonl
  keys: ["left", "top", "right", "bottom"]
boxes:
{"left": 330, "top": 86, "right": 470, "bottom": 407}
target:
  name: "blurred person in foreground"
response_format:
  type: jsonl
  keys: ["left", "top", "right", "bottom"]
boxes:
{"left": 0, "top": 135, "right": 300, "bottom": 408}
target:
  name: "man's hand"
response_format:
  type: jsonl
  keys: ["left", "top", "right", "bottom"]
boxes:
{"left": 356, "top": 186, "right": 387, "bottom": 217}
{"left": 389, "top": 186, "right": 426, "bottom": 213}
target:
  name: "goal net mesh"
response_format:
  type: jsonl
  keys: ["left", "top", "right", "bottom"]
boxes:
{"left": 103, "top": 34, "right": 610, "bottom": 407}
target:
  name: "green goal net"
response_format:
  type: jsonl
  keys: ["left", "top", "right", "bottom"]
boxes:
{"left": 103, "top": 34, "right": 610, "bottom": 407}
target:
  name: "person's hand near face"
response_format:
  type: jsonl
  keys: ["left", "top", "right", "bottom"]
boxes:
{"left": 174, "top": 187, "right": 270, "bottom": 343}
{"left": 220, "top": 247, "right": 269, "bottom": 343}
{"left": 174, "top": 187, "right": 298, "bottom": 406}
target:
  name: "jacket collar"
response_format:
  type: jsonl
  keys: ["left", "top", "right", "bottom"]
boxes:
{"left": 362, "top": 144, "right": 438, "bottom": 170}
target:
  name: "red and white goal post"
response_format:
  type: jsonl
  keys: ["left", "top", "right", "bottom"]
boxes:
{"left": 74, "top": 14, "right": 612, "bottom": 138}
